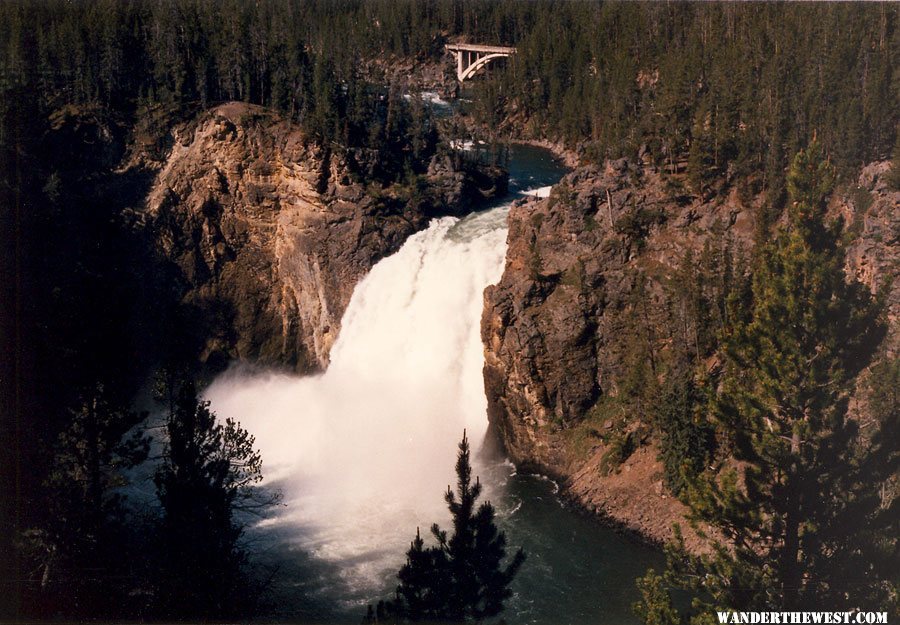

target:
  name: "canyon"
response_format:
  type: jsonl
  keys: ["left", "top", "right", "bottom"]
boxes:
{"left": 132, "top": 100, "right": 898, "bottom": 546}
{"left": 5, "top": 4, "right": 896, "bottom": 621}
{"left": 483, "top": 157, "right": 899, "bottom": 547}
{"left": 41, "top": 97, "right": 899, "bottom": 553}
{"left": 131, "top": 102, "right": 505, "bottom": 371}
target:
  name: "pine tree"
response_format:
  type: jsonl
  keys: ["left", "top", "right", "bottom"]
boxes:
{"left": 392, "top": 527, "right": 452, "bottom": 621}
{"left": 153, "top": 378, "right": 266, "bottom": 619}
{"left": 637, "top": 142, "right": 893, "bottom": 621}
{"left": 653, "top": 371, "right": 715, "bottom": 499}
{"left": 370, "top": 431, "right": 524, "bottom": 623}
{"left": 438, "top": 432, "right": 524, "bottom": 621}
{"left": 634, "top": 570, "right": 680, "bottom": 625}
{"left": 28, "top": 385, "right": 149, "bottom": 616}
{"left": 860, "top": 356, "right": 900, "bottom": 577}
{"left": 888, "top": 127, "right": 900, "bottom": 192}
{"left": 687, "top": 104, "right": 717, "bottom": 199}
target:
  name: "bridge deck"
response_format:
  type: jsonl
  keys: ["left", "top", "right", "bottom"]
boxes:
{"left": 445, "top": 43, "right": 517, "bottom": 54}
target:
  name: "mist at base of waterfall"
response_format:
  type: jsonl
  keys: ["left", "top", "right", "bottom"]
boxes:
{"left": 205, "top": 207, "right": 512, "bottom": 615}
{"left": 203, "top": 146, "right": 663, "bottom": 624}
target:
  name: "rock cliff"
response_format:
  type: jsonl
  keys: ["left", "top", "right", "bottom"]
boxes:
{"left": 138, "top": 102, "right": 503, "bottom": 371}
{"left": 482, "top": 159, "right": 899, "bottom": 546}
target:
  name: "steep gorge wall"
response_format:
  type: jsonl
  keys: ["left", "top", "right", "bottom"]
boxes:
{"left": 482, "top": 159, "right": 899, "bottom": 546}
{"left": 137, "top": 102, "right": 502, "bottom": 372}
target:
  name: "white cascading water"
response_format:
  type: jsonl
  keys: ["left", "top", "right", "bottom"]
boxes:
{"left": 204, "top": 205, "right": 512, "bottom": 599}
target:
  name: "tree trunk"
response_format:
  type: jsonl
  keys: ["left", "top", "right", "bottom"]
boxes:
{"left": 781, "top": 431, "right": 802, "bottom": 609}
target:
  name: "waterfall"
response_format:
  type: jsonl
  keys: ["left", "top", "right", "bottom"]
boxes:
{"left": 204, "top": 205, "right": 512, "bottom": 601}
{"left": 202, "top": 148, "right": 662, "bottom": 625}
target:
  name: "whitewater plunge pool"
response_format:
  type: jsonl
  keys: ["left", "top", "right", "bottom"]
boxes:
{"left": 204, "top": 145, "right": 663, "bottom": 624}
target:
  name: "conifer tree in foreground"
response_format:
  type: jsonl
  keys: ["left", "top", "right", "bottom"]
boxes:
{"left": 636, "top": 142, "right": 897, "bottom": 624}
{"left": 367, "top": 431, "right": 525, "bottom": 623}
{"left": 154, "top": 378, "right": 267, "bottom": 619}
{"left": 28, "top": 385, "right": 149, "bottom": 616}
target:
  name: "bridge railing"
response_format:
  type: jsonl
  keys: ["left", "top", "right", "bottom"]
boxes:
{"left": 445, "top": 43, "right": 517, "bottom": 54}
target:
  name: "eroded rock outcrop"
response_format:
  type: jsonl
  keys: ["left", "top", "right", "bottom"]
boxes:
{"left": 843, "top": 161, "right": 900, "bottom": 344}
{"left": 482, "top": 159, "right": 899, "bottom": 546}
{"left": 142, "top": 102, "right": 504, "bottom": 371}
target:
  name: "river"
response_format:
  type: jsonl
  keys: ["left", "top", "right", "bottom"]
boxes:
{"left": 203, "top": 143, "right": 663, "bottom": 624}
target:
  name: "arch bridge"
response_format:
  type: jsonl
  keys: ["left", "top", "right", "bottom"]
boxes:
{"left": 445, "top": 43, "right": 517, "bottom": 82}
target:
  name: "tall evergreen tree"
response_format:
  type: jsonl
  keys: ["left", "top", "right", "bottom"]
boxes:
{"left": 26, "top": 385, "right": 149, "bottom": 617}
{"left": 153, "top": 378, "right": 266, "bottom": 619}
{"left": 637, "top": 142, "right": 894, "bottom": 622}
{"left": 391, "top": 527, "right": 452, "bottom": 622}
{"left": 369, "top": 431, "right": 524, "bottom": 623}
{"left": 687, "top": 104, "right": 717, "bottom": 199}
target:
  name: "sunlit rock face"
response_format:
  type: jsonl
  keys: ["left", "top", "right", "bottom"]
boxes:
{"left": 483, "top": 161, "right": 756, "bottom": 472}
{"left": 481, "top": 158, "right": 899, "bottom": 548}
{"left": 142, "top": 102, "right": 507, "bottom": 372}
{"left": 142, "top": 102, "right": 420, "bottom": 370}
{"left": 842, "top": 161, "right": 900, "bottom": 350}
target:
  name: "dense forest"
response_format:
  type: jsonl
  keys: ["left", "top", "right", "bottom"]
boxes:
{"left": 2, "top": 1, "right": 896, "bottom": 177}
{"left": 1, "top": 0, "right": 898, "bottom": 622}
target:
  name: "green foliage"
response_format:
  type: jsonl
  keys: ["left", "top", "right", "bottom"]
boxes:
{"left": 653, "top": 373, "right": 715, "bottom": 499}
{"left": 666, "top": 239, "right": 741, "bottom": 365}
{"left": 528, "top": 239, "right": 544, "bottom": 281}
{"left": 634, "top": 570, "right": 681, "bottom": 625}
{"left": 619, "top": 240, "right": 744, "bottom": 499}
{"left": 600, "top": 428, "right": 639, "bottom": 476}
{"left": 0, "top": 1, "right": 896, "bottom": 188}
{"left": 865, "top": 357, "right": 900, "bottom": 512}
{"left": 0, "top": 0, "right": 443, "bottom": 184}
{"left": 370, "top": 432, "right": 525, "bottom": 623}
{"left": 639, "top": 143, "right": 894, "bottom": 621}
{"left": 547, "top": 181, "right": 576, "bottom": 210}
{"left": 1, "top": 1, "right": 896, "bottom": 620}
{"left": 560, "top": 259, "right": 587, "bottom": 291}
{"left": 477, "top": 3, "right": 898, "bottom": 187}
{"left": 592, "top": 269, "right": 663, "bottom": 473}
{"left": 845, "top": 185, "right": 874, "bottom": 243}
{"left": 614, "top": 271, "right": 661, "bottom": 417}
{"left": 889, "top": 128, "right": 900, "bottom": 192}
{"left": 687, "top": 106, "right": 717, "bottom": 198}
{"left": 848, "top": 184, "right": 875, "bottom": 215}
{"left": 868, "top": 357, "right": 900, "bottom": 434}
{"left": 154, "top": 377, "right": 267, "bottom": 619}
{"left": 25, "top": 385, "right": 149, "bottom": 617}
{"left": 614, "top": 204, "right": 667, "bottom": 250}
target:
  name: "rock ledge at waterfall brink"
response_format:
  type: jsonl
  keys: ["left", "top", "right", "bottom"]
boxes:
{"left": 482, "top": 159, "right": 900, "bottom": 550}
{"left": 136, "top": 102, "right": 504, "bottom": 372}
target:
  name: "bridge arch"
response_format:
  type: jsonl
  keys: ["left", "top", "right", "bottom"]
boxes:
{"left": 445, "top": 43, "right": 517, "bottom": 83}
{"left": 459, "top": 52, "right": 511, "bottom": 81}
